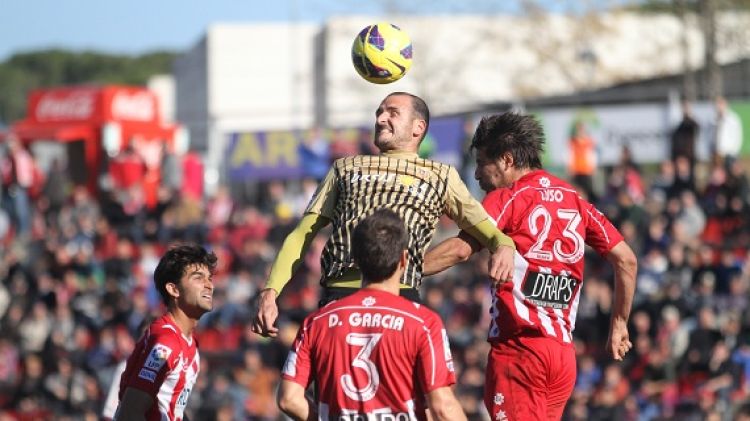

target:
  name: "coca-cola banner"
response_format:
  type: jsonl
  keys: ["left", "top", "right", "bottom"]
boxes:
{"left": 26, "top": 86, "right": 160, "bottom": 125}
{"left": 35, "top": 88, "right": 98, "bottom": 122}
{"left": 225, "top": 117, "right": 466, "bottom": 181}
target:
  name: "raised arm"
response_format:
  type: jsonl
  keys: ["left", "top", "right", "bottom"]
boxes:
{"left": 251, "top": 213, "right": 329, "bottom": 337}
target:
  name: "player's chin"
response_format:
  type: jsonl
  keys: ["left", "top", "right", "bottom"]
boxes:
{"left": 374, "top": 135, "right": 394, "bottom": 149}
{"left": 193, "top": 301, "right": 213, "bottom": 314}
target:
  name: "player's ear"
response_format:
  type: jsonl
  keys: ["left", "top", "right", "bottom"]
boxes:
{"left": 399, "top": 250, "right": 408, "bottom": 268}
{"left": 165, "top": 282, "right": 180, "bottom": 300}
{"left": 503, "top": 152, "right": 515, "bottom": 169}
{"left": 412, "top": 118, "right": 426, "bottom": 141}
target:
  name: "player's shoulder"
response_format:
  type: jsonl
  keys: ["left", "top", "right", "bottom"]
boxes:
{"left": 332, "top": 156, "right": 354, "bottom": 170}
{"left": 414, "top": 157, "right": 454, "bottom": 177}
{"left": 303, "top": 304, "right": 331, "bottom": 323}
{"left": 415, "top": 155, "right": 452, "bottom": 169}
{"left": 374, "top": 293, "right": 441, "bottom": 325}
{"left": 323, "top": 290, "right": 426, "bottom": 317}
{"left": 510, "top": 170, "right": 575, "bottom": 194}
{"left": 484, "top": 185, "right": 509, "bottom": 203}
{"left": 411, "top": 301, "right": 442, "bottom": 323}
{"left": 537, "top": 171, "right": 575, "bottom": 191}
{"left": 147, "top": 315, "right": 183, "bottom": 345}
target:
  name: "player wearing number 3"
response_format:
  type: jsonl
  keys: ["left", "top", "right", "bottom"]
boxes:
{"left": 278, "top": 209, "right": 467, "bottom": 421}
{"left": 424, "top": 113, "right": 637, "bottom": 421}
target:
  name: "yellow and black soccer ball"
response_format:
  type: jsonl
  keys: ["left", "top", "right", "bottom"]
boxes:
{"left": 351, "top": 22, "right": 413, "bottom": 84}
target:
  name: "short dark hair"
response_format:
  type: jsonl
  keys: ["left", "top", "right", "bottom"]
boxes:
{"left": 351, "top": 209, "right": 408, "bottom": 283}
{"left": 388, "top": 92, "right": 430, "bottom": 142}
{"left": 154, "top": 243, "right": 218, "bottom": 305}
{"left": 471, "top": 112, "right": 545, "bottom": 170}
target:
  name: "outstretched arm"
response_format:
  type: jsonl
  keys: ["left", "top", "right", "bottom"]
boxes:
{"left": 605, "top": 240, "right": 637, "bottom": 361}
{"left": 251, "top": 213, "right": 329, "bottom": 337}
{"left": 442, "top": 167, "right": 515, "bottom": 282}
{"left": 424, "top": 219, "right": 515, "bottom": 283}
{"left": 465, "top": 219, "right": 515, "bottom": 283}
{"left": 423, "top": 230, "right": 481, "bottom": 276}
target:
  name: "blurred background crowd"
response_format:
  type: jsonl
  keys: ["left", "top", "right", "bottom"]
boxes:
{"left": 0, "top": 111, "right": 749, "bottom": 421}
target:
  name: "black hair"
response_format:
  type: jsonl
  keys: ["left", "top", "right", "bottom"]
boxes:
{"left": 351, "top": 209, "right": 408, "bottom": 283}
{"left": 471, "top": 112, "right": 545, "bottom": 170}
{"left": 153, "top": 243, "right": 217, "bottom": 306}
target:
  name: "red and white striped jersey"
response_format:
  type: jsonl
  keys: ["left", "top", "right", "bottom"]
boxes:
{"left": 116, "top": 314, "right": 200, "bottom": 421}
{"left": 482, "top": 170, "right": 623, "bottom": 345}
{"left": 282, "top": 289, "right": 455, "bottom": 420}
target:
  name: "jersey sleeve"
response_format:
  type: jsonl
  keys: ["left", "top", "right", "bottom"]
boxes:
{"left": 281, "top": 319, "right": 315, "bottom": 388}
{"left": 444, "top": 166, "right": 491, "bottom": 230}
{"left": 122, "top": 331, "right": 180, "bottom": 396}
{"left": 582, "top": 200, "right": 624, "bottom": 255}
{"left": 415, "top": 312, "right": 456, "bottom": 394}
{"left": 304, "top": 165, "right": 338, "bottom": 219}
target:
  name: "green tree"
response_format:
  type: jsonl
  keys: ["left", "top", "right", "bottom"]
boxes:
{"left": 0, "top": 49, "right": 177, "bottom": 124}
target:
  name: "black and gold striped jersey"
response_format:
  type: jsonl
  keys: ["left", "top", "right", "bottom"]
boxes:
{"left": 305, "top": 150, "right": 490, "bottom": 288}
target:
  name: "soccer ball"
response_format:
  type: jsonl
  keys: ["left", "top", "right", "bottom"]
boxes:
{"left": 351, "top": 22, "right": 413, "bottom": 84}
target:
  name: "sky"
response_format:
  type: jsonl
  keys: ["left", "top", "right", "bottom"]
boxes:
{"left": 0, "top": 0, "right": 542, "bottom": 60}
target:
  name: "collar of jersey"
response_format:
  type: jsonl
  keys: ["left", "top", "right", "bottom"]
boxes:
{"left": 381, "top": 150, "right": 419, "bottom": 159}
{"left": 517, "top": 169, "right": 545, "bottom": 184}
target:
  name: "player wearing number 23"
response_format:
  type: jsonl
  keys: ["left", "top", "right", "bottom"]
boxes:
{"left": 424, "top": 113, "right": 637, "bottom": 421}
{"left": 278, "top": 209, "right": 467, "bottom": 421}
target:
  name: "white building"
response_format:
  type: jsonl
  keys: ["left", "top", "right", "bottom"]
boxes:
{"left": 174, "top": 23, "right": 319, "bottom": 188}
{"left": 173, "top": 12, "right": 750, "bottom": 190}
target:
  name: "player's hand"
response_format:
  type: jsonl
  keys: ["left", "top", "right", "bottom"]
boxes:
{"left": 606, "top": 318, "right": 632, "bottom": 361}
{"left": 251, "top": 288, "right": 280, "bottom": 338}
{"left": 488, "top": 245, "right": 514, "bottom": 286}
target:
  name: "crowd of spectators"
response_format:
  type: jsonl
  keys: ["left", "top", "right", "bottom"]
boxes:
{"left": 0, "top": 126, "right": 749, "bottom": 421}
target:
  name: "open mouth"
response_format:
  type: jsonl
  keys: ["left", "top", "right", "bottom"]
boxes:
{"left": 377, "top": 125, "right": 392, "bottom": 135}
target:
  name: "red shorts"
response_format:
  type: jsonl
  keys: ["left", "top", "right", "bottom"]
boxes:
{"left": 483, "top": 336, "right": 576, "bottom": 421}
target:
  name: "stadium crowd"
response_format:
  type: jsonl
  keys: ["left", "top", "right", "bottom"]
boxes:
{"left": 0, "top": 125, "right": 749, "bottom": 421}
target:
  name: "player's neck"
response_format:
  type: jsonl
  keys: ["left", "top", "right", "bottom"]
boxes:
{"left": 167, "top": 308, "right": 198, "bottom": 337}
{"left": 379, "top": 141, "right": 419, "bottom": 155}
{"left": 509, "top": 167, "right": 535, "bottom": 184}
{"left": 362, "top": 279, "right": 400, "bottom": 296}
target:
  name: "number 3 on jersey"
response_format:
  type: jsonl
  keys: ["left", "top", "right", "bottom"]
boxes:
{"left": 341, "top": 333, "right": 382, "bottom": 402}
{"left": 525, "top": 205, "right": 584, "bottom": 264}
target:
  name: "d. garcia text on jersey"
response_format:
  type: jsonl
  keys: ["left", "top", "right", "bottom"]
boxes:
{"left": 521, "top": 271, "right": 580, "bottom": 309}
